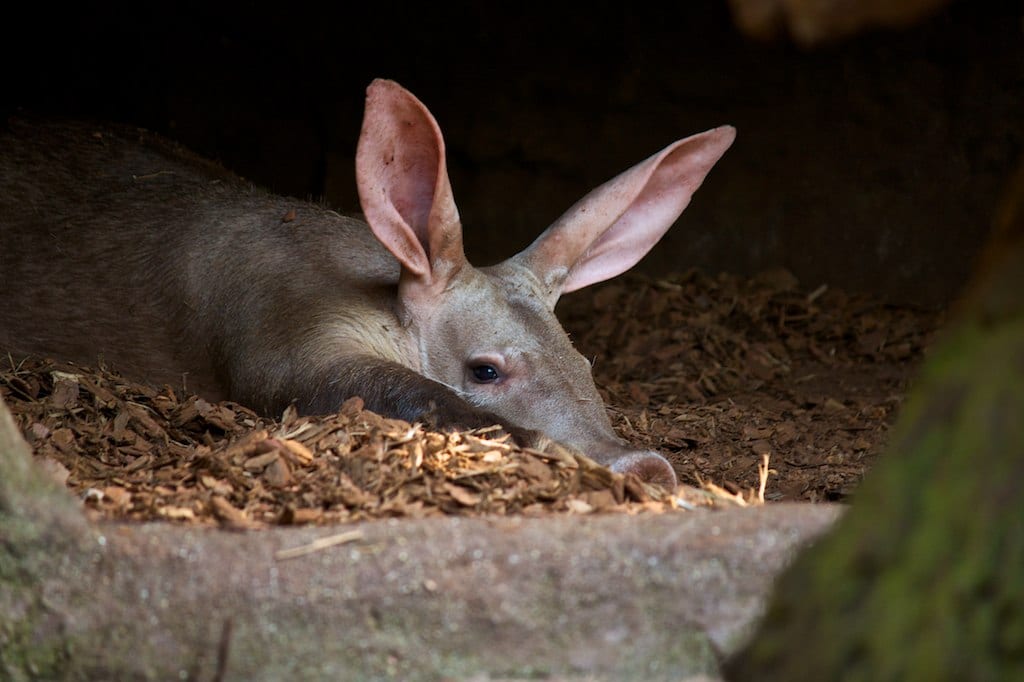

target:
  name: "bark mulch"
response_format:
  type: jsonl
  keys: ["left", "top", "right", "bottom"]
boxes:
{"left": 1, "top": 268, "right": 943, "bottom": 527}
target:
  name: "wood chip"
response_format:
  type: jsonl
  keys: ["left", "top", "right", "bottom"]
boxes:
{"left": 445, "top": 483, "right": 482, "bottom": 507}
{"left": 243, "top": 452, "right": 280, "bottom": 471}
{"left": 276, "top": 438, "right": 314, "bottom": 464}
{"left": 49, "top": 373, "right": 80, "bottom": 410}
{"left": 275, "top": 530, "right": 364, "bottom": 560}
{"left": 209, "top": 496, "right": 256, "bottom": 529}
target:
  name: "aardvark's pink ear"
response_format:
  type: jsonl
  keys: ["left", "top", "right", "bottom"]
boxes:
{"left": 355, "top": 79, "right": 465, "bottom": 286}
{"left": 513, "top": 126, "right": 735, "bottom": 307}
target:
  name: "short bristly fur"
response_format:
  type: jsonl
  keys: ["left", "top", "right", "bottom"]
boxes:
{"left": 0, "top": 79, "right": 734, "bottom": 486}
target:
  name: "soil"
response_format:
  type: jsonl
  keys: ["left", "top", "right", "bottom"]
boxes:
{"left": 1, "top": 268, "right": 944, "bottom": 527}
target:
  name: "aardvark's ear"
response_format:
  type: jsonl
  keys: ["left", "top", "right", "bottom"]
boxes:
{"left": 513, "top": 126, "right": 735, "bottom": 308}
{"left": 356, "top": 78, "right": 466, "bottom": 287}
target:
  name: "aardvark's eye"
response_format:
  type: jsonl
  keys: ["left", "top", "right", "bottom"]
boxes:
{"left": 470, "top": 364, "right": 500, "bottom": 383}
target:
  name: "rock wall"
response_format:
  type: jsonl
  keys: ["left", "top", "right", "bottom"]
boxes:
{"left": 3, "top": 1, "right": 1020, "bottom": 305}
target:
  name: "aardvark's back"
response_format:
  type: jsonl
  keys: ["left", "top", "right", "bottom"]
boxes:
{"left": 0, "top": 120, "right": 395, "bottom": 399}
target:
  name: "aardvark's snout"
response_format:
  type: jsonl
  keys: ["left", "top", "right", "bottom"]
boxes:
{"left": 608, "top": 451, "right": 678, "bottom": 488}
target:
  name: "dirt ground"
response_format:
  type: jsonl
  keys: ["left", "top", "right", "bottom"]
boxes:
{"left": 1, "top": 268, "right": 943, "bottom": 527}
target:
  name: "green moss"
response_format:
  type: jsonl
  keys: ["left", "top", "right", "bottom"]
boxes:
{"left": 726, "top": 317, "right": 1024, "bottom": 681}
{"left": 0, "top": 597, "right": 72, "bottom": 682}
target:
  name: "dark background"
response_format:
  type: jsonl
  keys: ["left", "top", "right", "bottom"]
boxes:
{"left": 3, "top": 1, "right": 1022, "bottom": 305}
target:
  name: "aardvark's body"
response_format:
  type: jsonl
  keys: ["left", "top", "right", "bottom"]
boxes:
{"left": 0, "top": 79, "right": 734, "bottom": 486}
